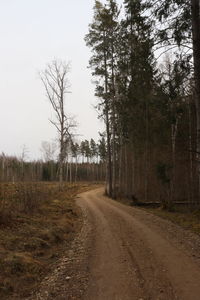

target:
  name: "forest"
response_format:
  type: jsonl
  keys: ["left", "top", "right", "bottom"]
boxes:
{"left": 0, "top": 0, "right": 199, "bottom": 215}
{"left": 1, "top": 0, "right": 200, "bottom": 299}
{"left": 1, "top": 0, "right": 200, "bottom": 211}
{"left": 85, "top": 0, "right": 200, "bottom": 209}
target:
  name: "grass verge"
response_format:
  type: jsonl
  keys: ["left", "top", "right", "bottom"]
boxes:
{"left": 143, "top": 205, "right": 200, "bottom": 235}
{"left": 0, "top": 182, "right": 98, "bottom": 300}
{"left": 114, "top": 197, "right": 200, "bottom": 236}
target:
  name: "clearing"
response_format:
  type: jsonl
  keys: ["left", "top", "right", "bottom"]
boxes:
{"left": 30, "top": 187, "right": 200, "bottom": 300}
{"left": 0, "top": 183, "right": 98, "bottom": 299}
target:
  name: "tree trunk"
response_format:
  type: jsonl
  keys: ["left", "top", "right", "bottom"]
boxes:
{"left": 125, "top": 144, "right": 128, "bottom": 197}
{"left": 131, "top": 145, "right": 135, "bottom": 197}
{"left": 188, "top": 97, "right": 194, "bottom": 204}
{"left": 118, "top": 137, "right": 123, "bottom": 197}
{"left": 171, "top": 119, "right": 178, "bottom": 204}
{"left": 70, "top": 158, "right": 72, "bottom": 184}
{"left": 59, "top": 129, "right": 64, "bottom": 185}
{"left": 191, "top": 0, "right": 200, "bottom": 199}
{"left": 144, "top": 99, "right": 149, "bottom": 202}
{"left": 103, "top": 34, "right": 112, "bottom": 197}
{"left": 66, "top": 159, "right": 69, "bottom": 182}
{"left": 105, "top": 108, "right": 112, "bottom": 196}
{"left": 75, "top": 157, "right": 78, "bottom": 183}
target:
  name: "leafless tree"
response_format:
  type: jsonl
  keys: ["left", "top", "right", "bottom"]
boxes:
{"left": 20, "top": 144, "right": 29, "bottom": 181}
{"left": 40, "top": 141, "right": 57, "bottom": 162}
{"left": 40, "top": 59, "right": 73, "bottom": 184}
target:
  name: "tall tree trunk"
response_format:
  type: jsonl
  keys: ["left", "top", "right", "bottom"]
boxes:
{"left": 75, "top": 156, "right": 78, "bottom": 183}
{"left": 131, "top": 145, "right": 135, "bottom": 197}
{"left": 125, "top": 144, "right": 128, "bottom": 197}
{"left": 191, "top": 0, "right": 200, "bottom": 199}
{"left": 112, "top": 128, "right": 116, "bottom": 198}
{"left": 171, "top": 119, "right": 178, "bottom": 204}
{"left": 103, "top": 34, "right": 112, "bottom": 197}
{"left": 105, "top": 108, "right": 112, "bottom": 196}
{"left": 70, "top": 158, "right": 72, "bottom": 184}
{"left": 59, "top": 129, "right": 64, "bottom": 184}
{"left": 66, "top": 159, "right": 69, "bottom": 182}
{"left": 111, "top": 52, "right": 116, "bottom": 198}
{"left": 118, "top": 136, "right": 123, "bottom": 197}
{"left": 144, "top": 99, "right": 149, "bottom": 202}
{"left": 188, "top": 97, "right": 194, "bottom": 203}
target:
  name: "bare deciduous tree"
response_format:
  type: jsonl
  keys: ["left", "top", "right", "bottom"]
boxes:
{"left": 40, "top": 59, "right": 72, "bottom": 184}
{"left": 40, "top": 141, "right": 57, "bottom": 162}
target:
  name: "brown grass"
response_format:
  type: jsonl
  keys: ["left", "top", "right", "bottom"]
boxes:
{"left": 115, "top": 195, "right": 200, "bottom": 236}
{"left": 0, "top": 182, "right": 98, "bottom": 299}
{"left": 143, "top": 205, "right": 200, "bottom": 235}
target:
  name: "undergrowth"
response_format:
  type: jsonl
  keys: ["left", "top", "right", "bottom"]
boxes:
{"left": 144, "top": 205, "right": 200, "bottom": 235}
{"left": 115, "top": 196, "right": 200, "bottom": 236}
{"left": 0, "top": 182, "right": 97, "bottom": 299}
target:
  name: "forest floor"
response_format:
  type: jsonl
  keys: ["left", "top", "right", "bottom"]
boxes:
{"left": 142, "top": 205, "right": 200, "bottom": 235}
{"left": 117, "top": 197, "right": 200, "bottom": 236}
{"left": 0, "top": 182, "right": 100, "bottom": 300}
{"left": 28, "top": 187, "right": 200, "bottom": 300}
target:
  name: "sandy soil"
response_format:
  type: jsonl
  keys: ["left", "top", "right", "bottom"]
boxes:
{"left": 29, "top": 187, "right": 200, "bottom": 300}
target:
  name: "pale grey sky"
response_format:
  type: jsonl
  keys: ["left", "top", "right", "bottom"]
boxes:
{"left": 0, "top": 0, "right": 112, "bottom": 159}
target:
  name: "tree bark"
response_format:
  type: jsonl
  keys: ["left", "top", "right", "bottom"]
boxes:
{"left": 191, "top": 0, "right": 200, "bottom": 199}
{"left": 103, "top": 33, "right": 112, "bottom": 197}
{"left": 171, "top": 119, "right": 178, "bottom": 204}
{"left": 118, "top": 136, "right": 123, "bottom": 197}
{"left": 144, "top": 99, "right": 149, "bottom": 202}
{"left": 188, "top": 97, "right": 194, "bottom": 203}
{"left": 111, "top": 49, "right": 116, "bottom": 199}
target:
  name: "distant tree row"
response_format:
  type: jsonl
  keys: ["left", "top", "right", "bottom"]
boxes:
{"left": 0, "top": 136, "right": 106, "bottom": 183}
{"left": 86, "top": 0, "right": 200, "bottom": 208}
{"left": 40, "top": 60, "right": 108, "bottom": 185}
{"left": 41, "top": 136, "right": 107, "bottom": 163}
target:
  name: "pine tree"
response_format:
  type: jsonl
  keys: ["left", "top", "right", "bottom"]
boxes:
{"left": 85, "top": 0, "right": 120, "bottom": 196}
{"left": 115, "top": 0, "right": 155, "bottom": 199}
{"left": 152, "top": 0, "right": 200, "bottom": 198}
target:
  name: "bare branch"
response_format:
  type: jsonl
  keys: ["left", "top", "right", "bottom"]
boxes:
{"left": 40, "top": 59, "right": 74, "bottom": 183}
{"left": 49, "top": 119, "right": 61, "bottom": 133}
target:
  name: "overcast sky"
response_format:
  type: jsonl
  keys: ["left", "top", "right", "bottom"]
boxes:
{"left": 0, "top": 0, "right": 117, "bottom": 160}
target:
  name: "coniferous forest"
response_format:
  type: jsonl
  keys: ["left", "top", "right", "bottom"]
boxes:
{"left": 85, "top": 0, "right": 200, "bottom": 209}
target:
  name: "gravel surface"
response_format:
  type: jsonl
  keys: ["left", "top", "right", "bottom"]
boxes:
{"left": 28, "top": 188, "right": 200, "bottom": 300}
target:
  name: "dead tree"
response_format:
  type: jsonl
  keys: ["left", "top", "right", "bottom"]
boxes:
{"left": 40, "top": 59, "right": 72, "bottom": 184}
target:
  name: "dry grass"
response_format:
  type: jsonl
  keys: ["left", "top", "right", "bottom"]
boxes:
{"left": 0, "top": 182, "right": 69, "bottom": 218}
{"left": 115, "top": 196, "right": 200, "bottom": 236}
{"left": 0, "top": 182, "right": 98, "bottom": 299}
{"left": 143, "top": 205, "right": 200, "bottom": 235}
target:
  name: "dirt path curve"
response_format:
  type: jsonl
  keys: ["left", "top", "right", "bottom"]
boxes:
{"left": 77, "top": 188, "right": 200, "bottom": 300}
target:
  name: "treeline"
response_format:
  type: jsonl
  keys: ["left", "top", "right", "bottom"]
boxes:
{"left": 86, "top": 0, "right": 200, "bottom": 208}
{"left": 0, "top": 138, "right": 106, "bottom": 182}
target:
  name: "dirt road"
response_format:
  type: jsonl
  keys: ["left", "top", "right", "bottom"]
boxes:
{"left": 30, "top": 187, "right": 200, "bottom": 300}
{"left": 77, "top": 188, "right": 200, "bottom": 300}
